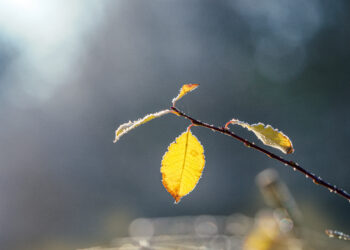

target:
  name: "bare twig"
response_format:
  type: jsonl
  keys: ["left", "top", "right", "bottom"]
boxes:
{"left": 171, "top": 106, "right": 350, "bottom": 203}
{"left": 325, "top": 229, "right": 350, "bottom": 241}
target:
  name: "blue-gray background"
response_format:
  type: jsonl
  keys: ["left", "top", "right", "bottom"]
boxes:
{"left": 0, "top": 0, "right": 349, "bottom": 249}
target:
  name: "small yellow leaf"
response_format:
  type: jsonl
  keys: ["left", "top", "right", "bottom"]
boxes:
{"left": 227, "top": 119, "right": 294, "bottom": 154}
{"left": 161, "top": 130, "right": 205, "bottom": 203}
{"left": 113, "top": 109, "right": 170, "bottom": 143}
{"left": 172, "top": 84, "right": 199, "bottom": 106}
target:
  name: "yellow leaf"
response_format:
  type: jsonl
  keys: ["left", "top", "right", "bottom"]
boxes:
{"left": 227, "top": 119, "right": 294, "bottom": 154}
{"left": 161, "top": 130, "right": 205, "bottom": 203}
{"left": 113, "top": 109, "right": 170, "bottom": 143}
{"left": 172, "top": 84, "right": 199, "bottom": 106}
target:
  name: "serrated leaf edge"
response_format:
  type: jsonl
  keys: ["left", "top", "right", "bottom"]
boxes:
{"left": 228, "top": 118, "right": 294, "bottom": 154}
{"left": 114, "top": 109, "right": 171, "bottom": 143}
{"left": 161, "top": 130, "right": 205, "bottom": 203}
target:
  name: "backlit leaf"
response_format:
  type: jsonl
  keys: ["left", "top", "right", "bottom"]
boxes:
{"left": 227, "top": 119, "right": 294, "bottom": 154}
{"left": 161, "top": 130, "right": 205, "bottom": 203}
{"left": 113, "top": 109, "right": 170, "bottom": 143}
{"left": 172, "top": 84, "right": 199, "bottom": 106}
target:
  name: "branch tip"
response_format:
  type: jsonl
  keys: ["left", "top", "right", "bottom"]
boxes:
{"left": 171, "top": 106, "right": 350, "bottom": 203}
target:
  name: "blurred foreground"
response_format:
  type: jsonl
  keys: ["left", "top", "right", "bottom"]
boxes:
{"left": 80, "top": 169, "right": 349, "bottom": 250}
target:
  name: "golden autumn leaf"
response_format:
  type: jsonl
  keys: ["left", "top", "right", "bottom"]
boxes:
{"left": 113, "top": 109, "right": 170, "bottom": 143}
{"left": 227, "top": 119, "right": 294, "bottom": 154}
{"left": 161, "top": 130, "right": 205, "bottom": 203}
{"left": 172, "top": 84, "right": 199, "bottom": 106}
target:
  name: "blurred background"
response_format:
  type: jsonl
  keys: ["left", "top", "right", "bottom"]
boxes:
{"left": 0, "top": 0, "right": 349, "bottom": 249}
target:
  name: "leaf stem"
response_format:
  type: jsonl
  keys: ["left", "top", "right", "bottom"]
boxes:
{"left": 171, "top": 106, "right": 350, "bottom": 203}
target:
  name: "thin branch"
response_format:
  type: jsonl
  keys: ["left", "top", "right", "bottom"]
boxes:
{"left": 326, "top": 229, "right": 350, "bottom": 241}
{"left": 171, "top": 106, "right": 350, "bottom": 203}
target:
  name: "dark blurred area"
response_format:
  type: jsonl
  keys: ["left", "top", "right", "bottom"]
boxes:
{"left": 0, "top": 0, "right": 349, "bottom": 249}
